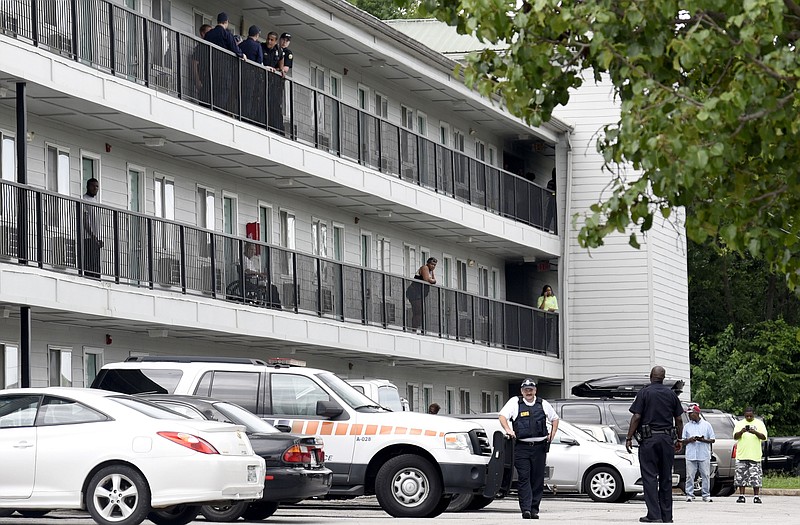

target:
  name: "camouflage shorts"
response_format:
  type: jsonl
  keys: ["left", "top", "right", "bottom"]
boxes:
{"left": 734, "top": 460, "right": 762, "bottom": 487}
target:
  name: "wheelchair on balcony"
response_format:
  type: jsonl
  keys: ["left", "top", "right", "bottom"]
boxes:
{"left": 225, "top": 269, "right": 281, "bottom": 309}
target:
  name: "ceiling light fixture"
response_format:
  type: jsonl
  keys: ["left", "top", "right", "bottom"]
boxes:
{"left": 376, "top": 209, "right": 392, "bottom": 218}
{"left": 369, "top": 58, "right": 386, "bottom": 68}
{"left": 143, "top": 136, "right": 166, "bottom": 147}
{"left": 268, "top": 8, "right": 285, "bottom": 17}
{"left": 147, "top": 329, "right": 168, "bottom": 338}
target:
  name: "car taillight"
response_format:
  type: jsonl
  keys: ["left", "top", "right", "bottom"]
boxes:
{"left": 158, "top": 432, "right": 219, "bottom": 454}
{"left": 731, "top": 443, "right": 737, "bottom": 458}
{"left": 283, "top": 444, "right": 321, "bottom": 464}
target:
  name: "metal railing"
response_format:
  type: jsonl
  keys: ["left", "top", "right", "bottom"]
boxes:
{"left": 0, "top": 0, "right": 557, "bottom": 233}
{"left": 0, "top": 180, "right": 559, "bottom": 356}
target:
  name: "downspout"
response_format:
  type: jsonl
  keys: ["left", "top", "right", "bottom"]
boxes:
{"left": 561, "top": 133, "right": 573, "bottom": 398}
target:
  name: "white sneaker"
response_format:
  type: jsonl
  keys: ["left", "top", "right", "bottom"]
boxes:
{"left": 703, "top": 497, "right": 712, "bottom": 502}
{"left": 686, "top": 497, "right": 693, "bottom": 502}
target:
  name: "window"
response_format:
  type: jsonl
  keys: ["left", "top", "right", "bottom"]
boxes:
{"left": 37, "top": 396, "right": 107, "bottom": 426}
{"left": 453, "top": 130, "right": 465, "bottom": 152}
{"left": 357, "top": 86, "right": 369, "bottom": 111}
{"left": 83, "top": 347, "right": 103, "bottom": 387}
{"left": 488, "top": 146, "right": 497, "bottom": 166}
{"left": 481, "top": 391, "right": 492, "bottom": 413}
{"left": 81, "top": 152, "right": 101, "bottom": 200}
{"left": 406, "top": 383, "right": 419, "bottom": 412}
{"left": 377, "top": 236, "right": 390, "bottom": 272}
{"left": 478, "top": 266, "right": 489, "bottom": 297}
{"left": 491, "top": 269, "right": 499, "bottom": 299}
{"left": 374, "top": 92, "right": 388, "bottom": 118}
{"left": 49, "top": 346, "right": 72, "bottom": 387}
{"left": 193, "top": 9, "right": 212, "bottom": 32}
{"left": 46, "top": 145, "right": 70, "bottom": 194}
{"left": 332, "top": 224, "right": 344, "bottom": 261}
{"left": 475, "top": 140, "right": 486, "bottom": 160}
{"left": 1, "top": 132, "right": 14, "bottom": 181}
{"left": 196, "top": 371, "right": 260, "bottom": 414}
{"left": 423, "top": 385, "right": 433, "bottom": 412}
{"left": 560, "top": 404, "right": 603, "bottom": 424}
{"left": 420, "top": 248, "right": 430, "bottom": 268}
{"left": 1, "top": 343, "right": 20, "bottom": 389}
{"left": 0, "top": 395, "right": 39, "bottom": 428}
{"left": 259, "top": 203, "right": 273, "bottom": 244}
{"left": 270, "top": 374, "right": 330, "bottom": 416}
{"left": 456, "top": 259, "right": 468, "bottom": 291}
{"left": 445, "top": 387, "right": 455, "bottom": 414}
{"left": 222, "top": 195, "right": 237, "bottom": 235}
{"left": 439, "top": 122, "right": 450, "bottom": 146}
{"left": 330, "top": 73, "right": 342, "bottom": 99}
{"left": 280, "top": 210, "right": 295, "bottom": 250}
{"left": 404, "top": 244, "right": 417, "bottom": 277}
{"left": 442, "top": 256, "right": 453, "bottom": 288}
{"left": 196, "top": 186, "right": 215, "bottom": 230}
{"left": 309, "top": 63, "right": 325, "bottom": 90}
{"left": 417, "top": 112, "right": 428, "bottom": 137}
{"left": 459, "top": 388, "right": 470, "bottom": 414}
{"left": 401, "top": 105, "right": 414, "bottom": 130}
{"left": 312, "top": 218, "right": 328, "bottom": 257}
{"left": 360, "top": 232, "right": 372, "bottom": 268}
{"left": 152, "top": 0, "right": 171, "bottom": 23}
{"left": 128, "top": 165, "right": 144, "bottom": 212}
{"left": 494, "top": 391, "right": 503, "bottom": 412}
{"left": 154, "top": 175, "right": 174, "bottom": 219}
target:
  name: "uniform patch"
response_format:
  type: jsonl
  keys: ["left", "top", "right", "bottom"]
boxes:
{"left": 520, "top": 411, "right": 530, "bottom": 417}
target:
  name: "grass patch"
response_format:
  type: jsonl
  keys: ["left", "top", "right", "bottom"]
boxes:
{"left": 763, "top": 473, "right": 800, "bottom": 489}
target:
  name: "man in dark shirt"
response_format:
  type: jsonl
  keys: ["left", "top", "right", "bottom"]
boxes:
{"left": 626, "top": 366, "right": 684, "bottom": 523}
{"left": 191, "top": 24, "right": 212, "bottom": 104}
{"left": 239, "top": 25, "right": 263, "bottom": 64}
{"left": 279, "top": 32, "right": 293, "bottom": 76}
{"left": 204, "top": 12, "right": 244, "bottom": 58}
{"left": 204, "top": 13, "right": 244, "bottom": 114}
{"left": 239, "top": 25, "right": 265, "bottom": 123}
{"left": 262, "top": 31, "right": 285, "bottom": 133}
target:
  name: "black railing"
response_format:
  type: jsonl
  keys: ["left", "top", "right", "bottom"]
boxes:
{"left": 0, "top": 0, "right": 557, "bottom": 233}
{"left": 0, "top": 180, "right": 559, "bottom": 356}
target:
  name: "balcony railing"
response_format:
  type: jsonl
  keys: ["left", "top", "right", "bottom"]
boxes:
{"left": 0, "top": 0, "right": 557, "bottom": 233}
{"left": 0, "top": 180, "right": 559, "bottom": 356}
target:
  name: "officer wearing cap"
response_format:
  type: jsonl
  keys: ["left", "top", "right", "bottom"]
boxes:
{"left": 626, "top": 366, "right": 684, "bottom": 523}
{"left": 279, "top": 32, "right": 293, "bottom": 75}
{"left": 499, "top": 378, "right": 559, "bottom": 520}
{"left": 681, "top": 404, "right": 715, "bottom": 502}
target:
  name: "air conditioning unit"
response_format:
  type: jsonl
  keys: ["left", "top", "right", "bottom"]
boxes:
{"left": 321, "top": 287, "right": 334, "bottom": 312}
{"left": 52, "top": 236, "right": 76, "bottom": 267}
{"left": 157, "top": 257, "right": 181, "bottom": 286}
{"left": 0, "top": 225, "right": 18, "bottom": 258}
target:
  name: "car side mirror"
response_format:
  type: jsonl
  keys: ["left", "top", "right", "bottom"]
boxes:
{"left": 560, "top": 436, "right": 579, "bottom": 446}
{"left": 316, "top": 400, "right": 343, "bottom": 419}
{"left": 274, "top": 424, "right": 292, "bottom": 433}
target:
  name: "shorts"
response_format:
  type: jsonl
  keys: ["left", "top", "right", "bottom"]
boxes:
{"left": 734, "top": 459, "right": 762, "bottom": 487}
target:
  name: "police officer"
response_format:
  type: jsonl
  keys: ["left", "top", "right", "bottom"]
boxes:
{"left": 626, "top": 366, "right": 684, "bottom": 523}
{"left": 499, "top": 378, "right": 559, "bottom": 520}
{"left": 279, "top": 32, "right": 293, "bottom": 76}
{"left": 262, "top": 31, "right": 285, "bottom": 133}
{"left": 204, "top": 12, "right": 244, "bottom": 58}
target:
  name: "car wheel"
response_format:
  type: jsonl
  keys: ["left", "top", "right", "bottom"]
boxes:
{"left": 200, "top": 501, "right": 249, "bottom": 522}
{"left": 445, "top": 493, "right": 473, "bottom": 512}
{"left": 0, "top": 510, "right": 15, "bottom": 517}
{"left": 374, "top": 454, "right": 443, "bottom": 518}
{"left": 85, "top": 465, "right": 151, "bottom": 525}
{"left": 618, "top": 492, "right": 638, "bottom": 502}
{"left": 241, "top": 501, "right": 279, "bottom": 520}
{"left": 465, "top": 495, "right": 495, "bottom": 511}
{"left": 585, "top": 466, "right": 624, "bottom": 503}
{"left": 147, "top": 504, "right": 201, "bottom": 525}
{"left": 424, "top": 495, "right": 453, "bottom": 518}
{"left": 18, "top": 510, "right": 49, "bottom": 518}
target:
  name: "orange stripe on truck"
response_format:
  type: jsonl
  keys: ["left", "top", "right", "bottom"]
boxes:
{"left": 425, "top": 430, "right": 437, "bottom": 436}
{"left": 335, "top": 423, "right": 349, "bottom": 435}
{"left": 394, "top": 427, "right": 408, "bottom": 435}
{"left": 292, "top": 421, "right": 305, "bottom": 433}
{"left": 320, "top": 422, "right": 334, "bottom": 435}
{"left": 409, "top": 428, "right": 422, "bottom": 435}
{"left": 306, "top": 421, "right": 319, "bottom": 434}
{"left": 380, "top": 426, "right": 392, "bottom": 435}
{"left": 349, "top": 424, "right": 364, "bottom": 435}
{"left": 365, "top": 425, "right": 378, "bottom": 435}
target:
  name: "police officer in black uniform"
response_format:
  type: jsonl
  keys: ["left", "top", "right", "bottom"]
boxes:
{"left": 626, "top": 366, "right": 684, "bottom": 523}
{"left": 279, "top": 32, "right": 293, "bottom": 76}
{"left": 262, "top": 31, "right": 285, "bottom": 133}
{"left": 499, "top": 378, "right": 559, "bottom": 519}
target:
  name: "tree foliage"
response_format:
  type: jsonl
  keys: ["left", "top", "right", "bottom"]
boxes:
{"left": 692, "top": 321, "right": 800, "bottom": 434}
{"left": 413, "top": 0, "right": 800, "bottom": 288}
{"left": 350, "top": 0, "right": 420, "bottom": 20}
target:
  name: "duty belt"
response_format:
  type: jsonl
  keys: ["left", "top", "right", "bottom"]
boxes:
{"left": 651, "top": 429, "right": 672, "bottom": 435}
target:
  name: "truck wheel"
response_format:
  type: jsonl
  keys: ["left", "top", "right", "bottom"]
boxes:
{"left": 375, "top": 454, "right": 443, "bottom": 518}
{"left": 241, "top": 501, "right": 278, "bottom": 520}
{"left": 425, "top": 495, "right": 453, "bottom": 518}
{"left": 585, "top": 466, "right": 623, "bottom": 502}
{"left": 200, "top": 501, "right": 249, "bottom": 522}
{"left": 445, "top": 493, "right": 473, "bottom": 512}
{"left": 465, "top": 495, "right": 495, "bottom": 511}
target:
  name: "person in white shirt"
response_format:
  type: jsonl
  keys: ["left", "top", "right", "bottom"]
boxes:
{"left": 499, "top": 378, "right": 559, "bottom": 520}
{"left": 682, "top": 405, "right": 716, "bottom": 502}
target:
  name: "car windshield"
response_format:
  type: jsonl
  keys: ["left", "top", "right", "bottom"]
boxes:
{"left": 213, "top": 401, "right": 279, "bottom": 434}
{"left": 377, "top": 386, "right": 403, "bottom": 412}
{"left": 110, "top": 396, "right": 191, "bottom": 419}
{"left": 318, "top": 373, "right": 388, "bottom": 411}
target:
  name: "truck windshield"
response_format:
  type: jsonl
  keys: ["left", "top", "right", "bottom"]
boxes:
{"left": 377, "top": 386, "right": 404, "bottom": 412}
{"left": 318, "top": 373, "right": 388, "bottom": 411}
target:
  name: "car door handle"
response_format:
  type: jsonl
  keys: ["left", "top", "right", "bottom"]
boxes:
{"left": 14, "top": 441, "right": 34, "bottom": 449}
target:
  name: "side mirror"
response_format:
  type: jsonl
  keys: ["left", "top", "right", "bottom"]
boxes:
{"left": 274, "top": 424, "right": 292, "bottom": 433}
{"left": 560, "top": 436, "right": 579, "bottom": 446}
{"left": 316, "top": 400, "right": 344, "bottom": 419}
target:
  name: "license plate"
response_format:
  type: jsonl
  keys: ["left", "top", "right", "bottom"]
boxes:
{"left": 247, "top": 465, "right": 258, "bottom": 483}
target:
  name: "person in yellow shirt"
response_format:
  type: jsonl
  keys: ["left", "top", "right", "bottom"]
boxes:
{"left": 537, "top": 285, "right": 558, "bottom": 312}
{"left": 733, "top": 407, "right": 768, "bottom": 504}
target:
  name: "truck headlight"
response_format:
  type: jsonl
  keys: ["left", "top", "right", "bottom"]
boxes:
{"left": 616, "top": 450, "right": 635, "bottom": 465}
{"left": 444, "top": 432, "right": 471, "bottom": 451}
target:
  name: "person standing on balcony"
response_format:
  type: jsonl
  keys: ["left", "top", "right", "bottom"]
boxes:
{"left": 239, "top": 26, "right": 264, "bottom": 122}
{"left": 279, "top": 33, "right": 293, "bottom": 76}
{"left": 545, "top": 168, "right": 556, "bottom": 232}
{"left": 204, "top": 13, "right": 244, "bottom": 58}
{"left": 682, "top": 404, "right": 715, "bottom": 502}
{"left": 239, "top": 26, "right": 263, "bottom": 64}
{"left": 204, "top": 13, "right": 245, "bottom": 113}
{"left": 405, "top": 258, "right": 437, "bottom": 333}
{"left": 262, "top": 31, "right": 285, "bottom": 134}
{"left": 537, "top": 285, "right": 558, "bottom": 312}
{"left": 537, "top": 285, "right": 558, "bottom": 353}
{"left": 192, "top": 24, "right": 212, "bottom": 104}
{"left": 82, "top": 178, "right": 103, "bottom": 279}
{"left": 499, "top": 378, "right": 559, "bottom": 520}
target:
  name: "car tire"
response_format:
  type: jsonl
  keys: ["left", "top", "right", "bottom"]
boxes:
{"left": 445, "top": 493, "right": 473, "bottom": 512}
{"left": 200, "top": 501, "right": 249, "bottom": 522}
{"left": 585, "top": 466, "right": 624, "bottom": 503}
{"left": 147, "top": 504, "right": 201, "bottom": 525}
{"left": 618, "top": 491, "right": 638, "bottom": 502}
{"left": 18, "top": 510, "right": 50, "bottom": 518}
{"left": 465, "top": 495, "right": 495, "bottom": 511}
{"left": 374, "top": 454, "right": 443, "bottom": 518}
{"left": 241, "top": 501, "right": 279, "bottom": 520}
{"left": 85, "top": 465, "right": 151, "bottom": 525}
{"left": 424, "top": 495, "right": 453, "bottom": 518}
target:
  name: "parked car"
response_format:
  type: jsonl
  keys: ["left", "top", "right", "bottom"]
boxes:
{"left": 571, "top": 375, "right": 684, "bottom": 398}
{"left": 141, "top": 394, "right": 332, "bottom": 521}
{"left": 92, "top": 356, "right": 511, "bottom": 519}
{"left": 0, "top": 387, "right": 265, "bottom": 525}
{"left": 453, "top": 413, "right": 644, "bottom": 507}
{"left": 763, "top": 435, "right": 800, "bottom": 476}
{"left": 694, "top": 409, "right": 736, "bottom": 496}
{"left": 574, "top": 423, "right": 621, "bottom": 444}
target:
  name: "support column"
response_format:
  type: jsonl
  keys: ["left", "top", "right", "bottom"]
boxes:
{"left": 20, "top": 307, "right": 31, "bottom": 388}
{"left": 16, "top": 82, "right": 31, "bottom": 387}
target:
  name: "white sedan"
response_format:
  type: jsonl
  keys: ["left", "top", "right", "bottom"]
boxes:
{"left": 0, "top": 387, "right": 265, "bottom": 525}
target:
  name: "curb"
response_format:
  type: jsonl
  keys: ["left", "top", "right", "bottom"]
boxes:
{"left": 759, "top": 488, "right": 800, "bottom": 496}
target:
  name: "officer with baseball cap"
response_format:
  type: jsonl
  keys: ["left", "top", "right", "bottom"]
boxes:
{"left": 279, "top": 32, "right": 293, "bottom": 75}
{"left": 499, "top": 378, "right": 559, "bottom": 519}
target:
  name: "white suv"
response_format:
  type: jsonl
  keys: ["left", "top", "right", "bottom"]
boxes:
{"left": 92, "top": 356, "right": 509, "bottom": 518}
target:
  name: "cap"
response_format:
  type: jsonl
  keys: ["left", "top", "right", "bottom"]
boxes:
{"left": 248, "top": 25, "right": 261, "bottom": 37}
{"left": 687, "top": 405, "right": 701, "bottom": 414}
{"left": 280, "top": 32, "right": 291, "bottom": 40}
{"left": 520, "top": 378, "right": 536, "bottom": 389}
{"left": 217, "top": 12, "right": 229, "bottom": 23}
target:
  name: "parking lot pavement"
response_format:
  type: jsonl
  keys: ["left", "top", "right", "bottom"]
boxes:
{"left": 1, "top": 494, "right": 796, "bottom": 524}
